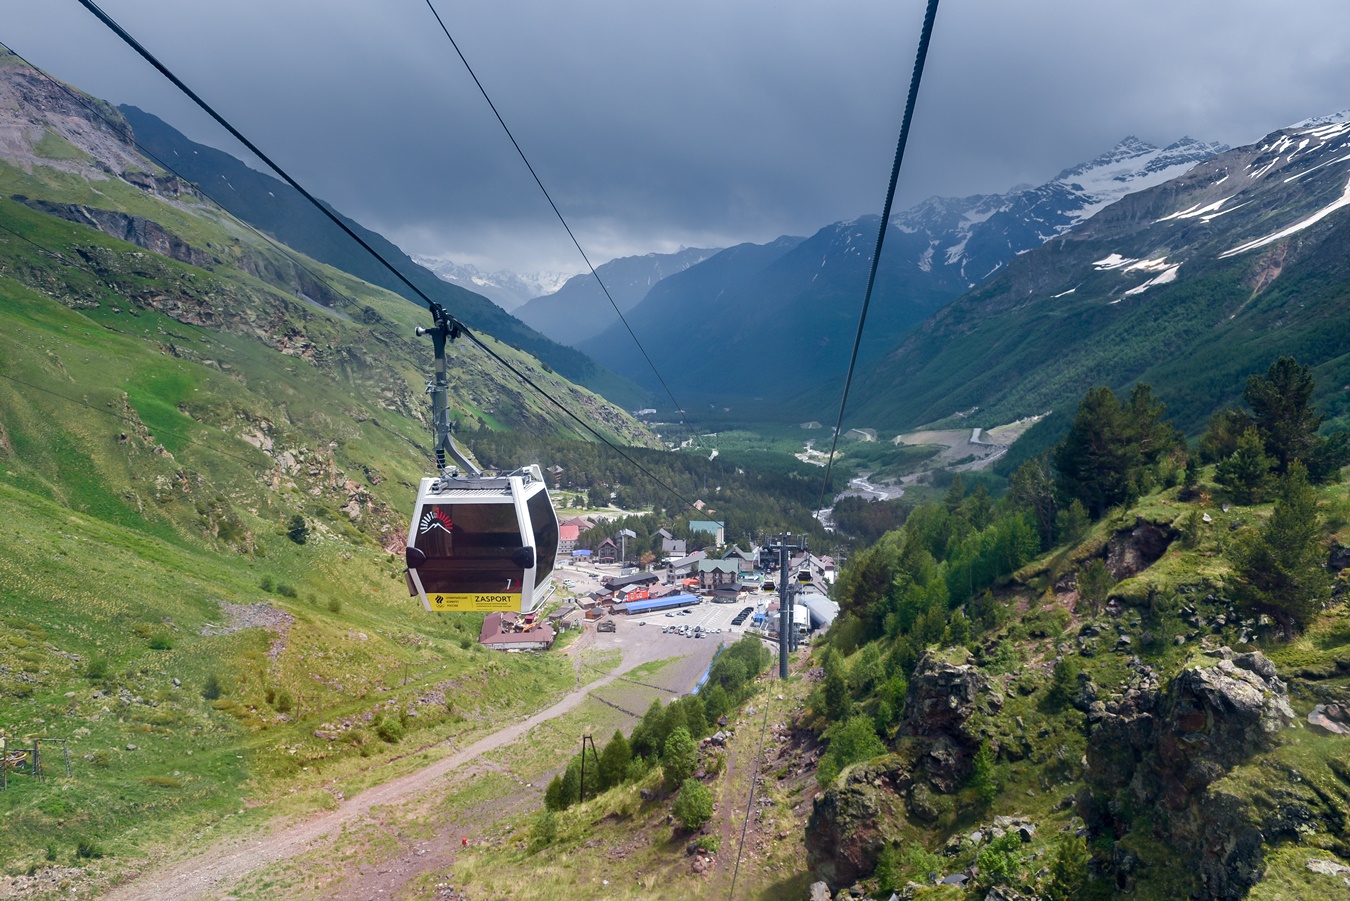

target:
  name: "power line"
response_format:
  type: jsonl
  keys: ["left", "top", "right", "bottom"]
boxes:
{"left": 816, "top": 0, "right": 942, "bottom": 512}
{"left": 60, "top": 2, "right": 714, "bottom": 520}
{"left": 727, "top": 686, "right": 773, "bottom": 901}
{"left": 421, "top": 0, "right": 687, "bottom": 425}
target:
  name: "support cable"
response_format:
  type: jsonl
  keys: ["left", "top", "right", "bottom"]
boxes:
{"left": 727, "top": 689, "right": 773, "bottom": 901}
{"left": 422, "top": 0, "right": 687, "bottom": 424}
{"left": 72, "top": 0, "right": 708, "bottom": 518}
{"left": 816, "top": 0, "right": 942, "bottom": 512}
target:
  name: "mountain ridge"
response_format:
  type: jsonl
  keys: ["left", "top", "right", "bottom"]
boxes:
{"left": 575, "top": 135, "right": 1224, "bottom": 410}
{"left": 833, "top": 113, "right": 1350, "bottom": 435}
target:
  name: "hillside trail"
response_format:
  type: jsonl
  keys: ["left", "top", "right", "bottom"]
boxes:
{"left": 103, "top": 634, "right": 626, "bottom": 901}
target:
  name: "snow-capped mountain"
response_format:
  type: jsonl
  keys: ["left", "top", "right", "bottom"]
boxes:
{"left": 892, "top": 136, "right": 1228, "bottom": 287}
{"left": 840, "top": 112, "right": 1350, "bottom": 432}
{"left": 410, "top": 255, "right": 571, "bottom": 313}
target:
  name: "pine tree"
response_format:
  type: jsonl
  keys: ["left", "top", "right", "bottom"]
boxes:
{"left": 662, "top": 727, "right": 697, "bottom": 790}
{"left": 1245, "top": 356, "right": 1321, "bottom": 474}
{"left": 1227, "top": 462, "right": 1331, "bottom": 638}
{"left": 1043, "top": 835, "right": 1090, "bottom": 901}
{"left": 1054, "top": 387, "right": 1137, "bottom": 519}
{"left": 597, "top": 730, "right": 632, "bottom": 791}
{"left": 1214, "top": 427, "right": 1273, "bottom": 504}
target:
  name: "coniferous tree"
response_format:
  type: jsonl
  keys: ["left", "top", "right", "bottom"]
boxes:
{"left": 1043, "top": 835, "right": 1090, "bottom": 901}
{"left": 597, "top": 730, "right": 632, "bottom": 791}
{"left": 1214, "top": 427, "right": 1274, "bottom": 504}
{"left": 1054, "top": 387, "right": 1137, "bottom": 519}
{"left": 1227, "top": 462, "right": 1331, "bottom": 638}
{"left": 662, "top": 727, "right": 697, "bottom": 790}
{"left": 1054, "top": 384, "right": 1180, "bottom": 519}
{"left": 1245, "top": 357, "right": 1322, "bottom": 474}
{"left": 1009, "top": 455, "right": 1058, "bottom": 550}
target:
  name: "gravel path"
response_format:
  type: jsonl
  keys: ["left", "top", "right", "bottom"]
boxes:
{"left": 102, "top": 616, "right": 727, "bottom": 901}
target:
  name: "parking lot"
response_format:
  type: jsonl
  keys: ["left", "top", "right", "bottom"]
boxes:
{"left": 550, "top": 562, "right": 773, "bottom": 687}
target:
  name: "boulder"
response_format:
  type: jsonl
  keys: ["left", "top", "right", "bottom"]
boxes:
{"left": 806, "top": 757, "right": 912, "bottom": 889}
{"left": 1105, "top": 518, "right": 1176, "bottom": 582}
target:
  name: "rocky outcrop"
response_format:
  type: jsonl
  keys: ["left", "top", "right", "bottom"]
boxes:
{"left": 1084, "top": 648, "right": 1298, "bottom": 898}
{"left": 805, "top": 757, "right": 911, "bottom": 889}
{"left": 901, "top": 648, "right": 1002, "bottom": 792}
{"left": 1105, "top": 518, "right": 1176, "bottom": 581}
{"left": 13, "top": 196, "right": 213, "bottom": 269}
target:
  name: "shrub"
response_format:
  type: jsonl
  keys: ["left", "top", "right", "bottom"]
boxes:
{"left": 875, "top": 844, "right": 901, "bottom": 894}
{"left": 1044, "top": 835, "right": 1090, "bottom": 901}
{"left": 694, "top": 834, "right": 720, "bottom": 854}
{"left": 327, "top": 598, "right": 342, "bottom": 614}
{"left": 75, "top": 838, "right": 105, "bottom": 860}
{"left": 287, "top": 514, "right": 308, "bottom": 544}
{"left": 375, "top": 715, "right": 405, "bottom": 744}
{"left": 148, "top": 634, "right": 173, "bottom": 650}
{"left": 202, "top": 674, "right": 224, "bottom": 701}
{"left": 139, "top": 776, "right": 183, "bottom": 789}
{"left": 275, "top": 691, "right": 294, "bottom": 714}
{"left": 1048, "top": 656, "right": 1081, "bottom": 708}
{"left": 89, "top": 749, "right": 112, "bottom": 768}
{"left": 976, "top": 831, "right": 1026, "bottom": 888}
{"left": 530, "top": 809, "right": 558, "bottom": 851}
{"left": 259, "top": 575, "right": 275, "bottom": 592}
{"left": 277, "top": 583, "right": 298, "bottom": 598}
{"left": 671, "top": 778, "right": 714, "bottom": 830}
{"left": 969, "top": 740, "right": 996, "bottom": 806}
{"left": 817, "top": 715, "right": 886, "bottom": 787}
{"left": 84, "top": 656, "right": 108, "bottom": 680}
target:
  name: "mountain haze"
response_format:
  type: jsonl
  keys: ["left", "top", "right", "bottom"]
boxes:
{"left": 514, "top": 246, "right": 720, "bottom": 348}
{"left": 410, "top": 254, "right": 569, "bottom": 313}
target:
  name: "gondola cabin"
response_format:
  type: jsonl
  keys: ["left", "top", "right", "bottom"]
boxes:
{"left": 405, "top": 464, "right": 559, "bottom": 614}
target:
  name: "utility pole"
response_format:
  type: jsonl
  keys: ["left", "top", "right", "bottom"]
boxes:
{"left": 778, "top": 533, "right": 791, "bottom": 679}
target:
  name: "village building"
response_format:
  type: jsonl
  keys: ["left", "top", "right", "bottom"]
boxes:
{"left": 558, "top": 523, "right": 580, "bottom": 556}
{"left": 666, "top": 550, "right": 707, "bottom": 578}
{"left": 721, "top": 546, "right": 757, "bottom": 573}
{"left": 479, "top": 612, "right": 555, "bottom": 651}
{"left": 688, "top": 519, "right": 726, "bottom": 546}
{"left": 695, "top": 558, "right": 741, "bottom": 592}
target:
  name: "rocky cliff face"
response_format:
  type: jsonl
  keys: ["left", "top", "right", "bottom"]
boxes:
{"left": 1084, "top": 647, "right": 1306, "bottom": 898}
{"left": 804, "top": 757, "right": 912, "bottom": 888}
{"left": 806, "top": 649, "right": 1005, "bottom": 891}
{"left": 901, "top": 648, "right": 1003, "bottom": 793}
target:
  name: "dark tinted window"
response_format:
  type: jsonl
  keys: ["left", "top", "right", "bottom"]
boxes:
{"left": 528, "top": 488, "right": 558, "bottom": 584}
{"left": 412, "top": 502, "right": 525, "bottom": 595}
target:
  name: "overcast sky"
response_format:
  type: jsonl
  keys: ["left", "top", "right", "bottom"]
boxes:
{"left": 6, "top": 1, "right": 1350, "bottom": 276}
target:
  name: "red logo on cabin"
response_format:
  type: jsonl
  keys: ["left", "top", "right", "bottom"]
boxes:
{"left": 419, "top": 508, "right": 453, "bottom": 535}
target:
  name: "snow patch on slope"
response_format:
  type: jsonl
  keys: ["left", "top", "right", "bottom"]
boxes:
{"left": 1219, "top": 176, "right": 1350, "bottom": 258}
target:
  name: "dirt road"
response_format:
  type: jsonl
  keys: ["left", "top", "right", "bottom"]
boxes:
{"left": 102, "top": 617, "right": 727, "bottom": 901}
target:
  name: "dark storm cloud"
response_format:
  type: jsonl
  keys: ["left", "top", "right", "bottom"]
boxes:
{"left": 5, "top": 0, "right": 1350, "bottom": 274}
